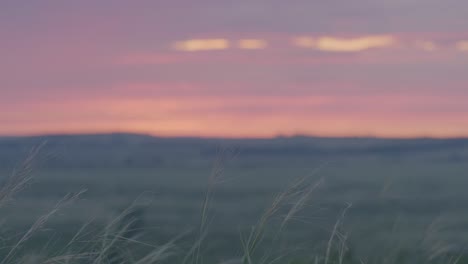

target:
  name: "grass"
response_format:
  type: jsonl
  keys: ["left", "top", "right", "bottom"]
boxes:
{"left": 1, "top": 145, "right": 468, "bottom": 263}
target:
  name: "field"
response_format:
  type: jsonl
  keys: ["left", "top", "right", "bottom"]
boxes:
{"left": 1, "top": 134, "right": 468, "bottom": 263}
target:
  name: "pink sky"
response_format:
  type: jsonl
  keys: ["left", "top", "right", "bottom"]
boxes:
{"left": 1, "top": 1, "right": 468, "bottom": 138}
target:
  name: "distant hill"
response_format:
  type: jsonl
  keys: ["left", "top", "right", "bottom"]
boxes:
{"left": 1, "top": 133, "right": 468, "bottom": 169}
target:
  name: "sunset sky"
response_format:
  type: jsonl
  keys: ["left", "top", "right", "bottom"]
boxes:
{"left": 2, "top": 1, "right": 468, "bottom": 138}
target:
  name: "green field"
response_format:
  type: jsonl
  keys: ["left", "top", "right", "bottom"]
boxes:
{"left": 1, "top": 134, "right": 468, "bottom": 263}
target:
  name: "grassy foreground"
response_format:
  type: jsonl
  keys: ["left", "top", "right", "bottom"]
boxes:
{"left": 1, "top": 145, "right": 468, "bottom": 264}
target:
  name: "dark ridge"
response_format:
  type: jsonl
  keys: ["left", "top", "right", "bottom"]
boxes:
{"left": 1, "top": 133, "right": 468, "bottom": 169}
{"left": 1, "top": 132, "right": 468, "bottom": 142}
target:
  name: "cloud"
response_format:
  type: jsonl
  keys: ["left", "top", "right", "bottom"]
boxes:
{"left": 166, "top": 34, "right": 468, "bottom": 56}
{"left": 170, "top": 35, "right": 397, "bottom": 53}
{"left": 456, "top": 40, "right": 468, "bottom": 51}
{"left": 238, "top": 39, "right": 268, "bottom": 49}
{"left": 292, "top": 35, "right": 397, "bottom": 52}
{"left": 172, "top": 38, "right": 230, "bottom": 51}
{"left": 414, "top": 41, "right": 437, "bottom": 51}
{"left": 292, "top": 37, "right": 316, "bottom": 48}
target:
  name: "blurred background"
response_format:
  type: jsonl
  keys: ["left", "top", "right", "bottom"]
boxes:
{"left": 1, "top": 1, "right": 468, "bottom": 263}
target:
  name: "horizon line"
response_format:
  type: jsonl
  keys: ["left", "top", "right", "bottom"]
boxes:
{"left": 1, "top": 131, "right": 468, "bottom": 141}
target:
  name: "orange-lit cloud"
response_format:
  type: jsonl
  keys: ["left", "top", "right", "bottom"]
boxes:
{"left": 292, "top": 35, "right": 396, "bottom": 52}
{"left": 456, "top": 40, "right": 468, "bottom": 51}
{"left": 238, "top": 39, "right": 268, "bottom": 49}
{"left": 292, "top": 37, "right": 316, "bottom": 48}
{"left": 414, "top": 41, "right": 437, "bottom": 51}
{"left": 170, "top": 35, "right": 398, "bottom": 53}
{"left": 172, "top": 38, "right": 230, "bottom": 51}
{"left": 315, "top": 35, "right": 396, "bottom": 52}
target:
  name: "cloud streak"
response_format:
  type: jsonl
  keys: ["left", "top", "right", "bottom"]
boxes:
{"left": 172, "top": 38, "right": 230, "bottom": 51}
{"left": 414, "top": 41, "right": 438, "bottom": 51}
{"left": 168, "top": 34, "right": 468, "bottom": 54}
{"left": 238, "top": 39, "right": 268, "bottom": 49}
{"left": 300, "top": 35, "right": 396, "bottom": 52}
{"left": 456, "top": 40, "right": 468, "bottom": 51}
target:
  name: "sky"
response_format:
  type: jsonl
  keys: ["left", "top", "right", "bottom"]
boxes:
{"left": 1, "top": 0, "right": 468, "bottom": 138}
